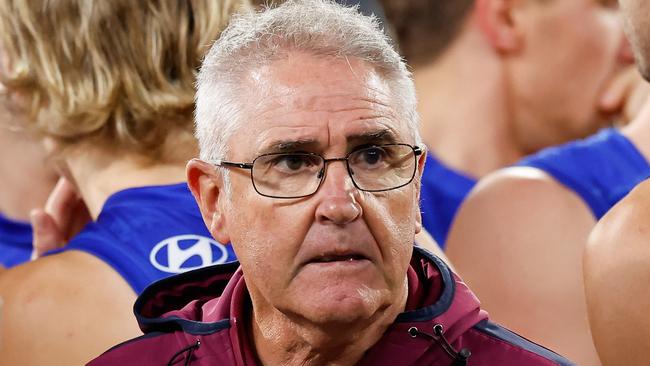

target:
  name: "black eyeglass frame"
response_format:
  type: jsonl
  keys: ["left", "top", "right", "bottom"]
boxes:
{"left": 214, "top": 143, "right": 423, "bottom": 199}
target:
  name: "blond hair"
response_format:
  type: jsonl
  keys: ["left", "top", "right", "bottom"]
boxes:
{"left": 0, "top": 0, "right": 249, "bottom": 161}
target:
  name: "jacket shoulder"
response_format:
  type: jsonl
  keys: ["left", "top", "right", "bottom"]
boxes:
{"left": 88, "top": 332, "right": 171, "bottom": 365}
{"left": 467, "top": 320, "right": 575, "bottom": 366}
{"left": 88, "top": 325, "right": 233, "bottom": 366}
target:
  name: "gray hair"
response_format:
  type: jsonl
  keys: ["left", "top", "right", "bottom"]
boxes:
{"left": 195, "top": 0, "right": 421, "bottom": 164}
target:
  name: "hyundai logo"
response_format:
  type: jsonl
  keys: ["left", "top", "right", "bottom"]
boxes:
{"left": 149, "top": 234, "right": 229, "bottom": 274}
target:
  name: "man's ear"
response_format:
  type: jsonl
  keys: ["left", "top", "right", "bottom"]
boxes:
{"left": 475, "top": 0, "right": 525, "bottom": 54}
{"left": 414, "top": 205, "right": 423, "bottom": 235}
{"left": 186, "top": 159, "right": 231, "bottom": 244}
{"left": 414, "top": 150, "right": 426, "bottom": 235}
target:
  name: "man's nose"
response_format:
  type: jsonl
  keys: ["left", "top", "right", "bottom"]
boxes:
{"left": 314, "top": 161, "right": 362, "bottom": 225}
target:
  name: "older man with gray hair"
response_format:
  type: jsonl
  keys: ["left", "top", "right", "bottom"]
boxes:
{"left": 88, "top": 1, "right": 573, "bottom": 365}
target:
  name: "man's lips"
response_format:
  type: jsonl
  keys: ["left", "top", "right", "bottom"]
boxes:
{"left": 294, "top": 228, "right": 378, "bottom": 272}
{"left": 309, "top": 253, "right": 368, "bottom": 263}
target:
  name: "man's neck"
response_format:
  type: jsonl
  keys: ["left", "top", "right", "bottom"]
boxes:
{"left": 65, "top": 147, "right": 187, "bottom": 220}
{"left": 415, "top": 29, "right": 525, "bottom": 178}
{"left": 622, "top": 97, "right": 650, "bottom": 163}
{"left": 249, "top": 281, "right": 408, "bottom": 366}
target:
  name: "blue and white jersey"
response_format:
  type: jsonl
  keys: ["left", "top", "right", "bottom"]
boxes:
{"left": 48, "top": 183, "right": 237, "bottom": 294}
{"left": 0, "top": 212, "right": 33, "bottom": 268}
{"left": 420, "top": 153, "right": 477, "bottom": 248}
{"left": 518, "top": 128, "right": 650, "bottom": 219}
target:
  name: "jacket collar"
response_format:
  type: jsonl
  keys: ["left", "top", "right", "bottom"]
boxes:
{"left": 134, "top": 246, "right": 486, "bottom": 351}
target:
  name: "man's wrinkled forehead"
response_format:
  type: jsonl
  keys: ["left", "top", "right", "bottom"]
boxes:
{"left": 230, "top": 53, "right": 410, "bottom": 150}
{"left": 246, "top": 52, "right": 395, "bottom": 106}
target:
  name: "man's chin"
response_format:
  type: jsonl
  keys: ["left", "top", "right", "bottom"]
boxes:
{"left": 291, "top": 285, "right": 392, "bottom": 326}
{"left": 303, "top": 303, "right": 380, "bottom": 326}
{"left": 294, "top": 258, "right": 378, "bottom": 287}
{"left": 282, "top": 262, "right": 398, "bottom": 325}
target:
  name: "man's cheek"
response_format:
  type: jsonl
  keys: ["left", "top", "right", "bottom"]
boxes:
{"left": 372, "top": 190, "right": 415, "bottom": 219}
{"left": 363, "top": 198, "right": 410, "bottom": 241}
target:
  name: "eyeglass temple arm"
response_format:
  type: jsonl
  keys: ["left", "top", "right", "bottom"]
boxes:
{"left": 214, "top": 160, "right": 253, "bottom": 170}
{"left": 413, "top": 146, "right": 423, "bottom": 156}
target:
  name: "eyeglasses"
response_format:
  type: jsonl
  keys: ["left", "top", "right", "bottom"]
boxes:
{"left": 214, "top": 143, "right": 422, "bottom": 199}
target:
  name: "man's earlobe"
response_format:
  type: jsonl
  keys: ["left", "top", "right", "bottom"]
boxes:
{"left": 209, "top": 209, "right": 230, "bottom": 244}
{"left": 476, "top": 0, "right": 523, "bottom": 54}
{"left": 414, "top": 208, "right": 423, "bottom": 235}
{"left": 186, "top": 159, "right": 231, "bottom": 244}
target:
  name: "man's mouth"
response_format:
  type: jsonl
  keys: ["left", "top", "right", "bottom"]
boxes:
{"left": 311, "top": 254, "right": 368, "bottom": 263}
{"left": 296, "top": 248, "right": 374, "bottom": 276}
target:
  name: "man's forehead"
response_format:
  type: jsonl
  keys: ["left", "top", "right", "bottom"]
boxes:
{"left": 250, "top": 52, "right": 382, "bottom": 85}
{"left": 227, "top": 53, "right": 409, "bottom": 153}
{"left": 244, "top": 52, "right": 395, "bottom": 110}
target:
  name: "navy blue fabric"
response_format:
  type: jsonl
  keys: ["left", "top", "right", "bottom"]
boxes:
{"left": 395, "top": 246, "right": 455, "bottom": 322}
{"left": 517, "top": 128, "right": 650, "bottom": 219}
{"left": 473, "top": 319, "right": 575, "bottom": 366}
{"left": 47, "top": 183, "right": 237, "bottom": 294}
{"left": 0, "top": 212, "right": 33, "bottom": 268}
{"left": 420, "top": 153, "right": 477, "bottom": 247}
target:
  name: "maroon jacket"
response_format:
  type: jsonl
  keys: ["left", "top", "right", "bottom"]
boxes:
{"left": 89, "top": 247, "right": 574, "bottom": 365}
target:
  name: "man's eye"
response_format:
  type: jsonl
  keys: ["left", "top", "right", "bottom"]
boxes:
{"left": 354, "top": 146, "right": 388, "bottom": 167}
{"left": 272, "top": 154, "right": 319, "bottom": 172}
{"left": 282, "top": 156, "right": 308, "bottom": 170}
{"left": 362, "top": 148, "right": 383, "bottom": 165}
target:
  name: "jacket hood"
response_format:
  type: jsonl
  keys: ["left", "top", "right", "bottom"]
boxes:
{"left": 134, "top": 260, "right": 240, "bottom": 335}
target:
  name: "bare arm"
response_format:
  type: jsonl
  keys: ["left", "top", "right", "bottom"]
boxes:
{"left": 0, "top": 251, "right": 141, "bottom": 365}
{"left": 445, "top": 167, "right": 600, "bottom": 365}
{"left": 584, "top": 179, "right": 650, "bottom": 366}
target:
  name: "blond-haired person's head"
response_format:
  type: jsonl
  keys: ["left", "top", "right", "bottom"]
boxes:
{"left": 0, "top": 0, "right": 249, "bottom": 163}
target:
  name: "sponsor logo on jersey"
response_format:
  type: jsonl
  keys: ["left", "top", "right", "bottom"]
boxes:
{"left": 149, "top": 234, "right": 229, "bottom": 273}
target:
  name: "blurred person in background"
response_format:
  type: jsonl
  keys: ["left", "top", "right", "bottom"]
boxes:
{"left": 0, "top": 50, "right": 58, "bottom": 269}
{"left": 0, "top": 1, "right": 249, "bottom": 365}
{"left": 441, "top": 2, "right": 650, "bottom": 365}
{"left": 446, "top": 87, "right": 650, "bottom": 365}
{"left": 584, "top": 0, "right": 650, "bottom": 364}
{"left": 380, "top": 0, "right": 635, "bottom": 246}
{"left": 0, "top": 124, "right": 57, "bottom": 268}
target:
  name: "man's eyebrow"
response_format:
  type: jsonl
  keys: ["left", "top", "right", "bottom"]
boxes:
{"left": 347, "top": 129, "right": 398, "bottom": 145}
{"left": 258, "top": 138, "right": 320, "bottom": 155}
